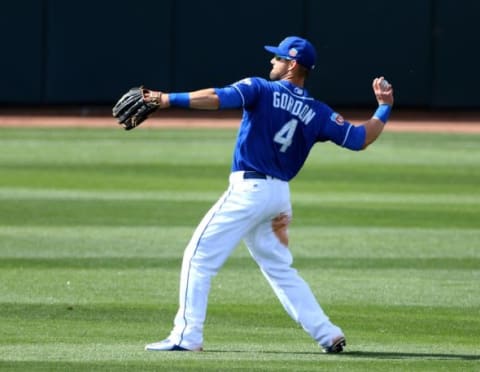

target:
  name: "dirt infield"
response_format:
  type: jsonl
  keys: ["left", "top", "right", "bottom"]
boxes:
{"left": 1, "top": 108, "right": 480, "bottom": 133}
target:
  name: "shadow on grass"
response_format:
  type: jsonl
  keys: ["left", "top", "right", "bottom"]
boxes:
{"left": 204, "top": 349, "right": 480, "bottom": 361}
{"left": 345, "top": 350, "right": 480, "bottom": 361}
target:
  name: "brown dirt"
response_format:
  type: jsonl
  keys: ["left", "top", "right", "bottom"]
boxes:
{"left": 1, "top": 108, "right": 479, "bottom": 133}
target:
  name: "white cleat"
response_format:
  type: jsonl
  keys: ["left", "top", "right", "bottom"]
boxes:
{"left": 145, "top": 339, "right": 203, "bottom": 352}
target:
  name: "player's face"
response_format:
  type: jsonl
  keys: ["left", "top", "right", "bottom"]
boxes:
{"left": 269, "top": 55, "right": 292, "bottom": 81}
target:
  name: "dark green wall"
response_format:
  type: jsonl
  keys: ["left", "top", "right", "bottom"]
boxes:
{"left": 0, "top": 1, "right": 44, "bottom": 103}
{"left": 1, "top": 0, "right": 479, "bottom": 108}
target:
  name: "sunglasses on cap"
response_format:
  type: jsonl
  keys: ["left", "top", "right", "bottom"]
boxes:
{"left": 274, "top": 55, "right": 293, "bottom": 61}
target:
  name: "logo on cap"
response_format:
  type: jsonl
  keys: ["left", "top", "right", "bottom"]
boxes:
{"left": 288, "top": 48, "right": 298, "bottom": 58}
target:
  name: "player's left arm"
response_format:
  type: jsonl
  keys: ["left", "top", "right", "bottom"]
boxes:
{"left": 142, "top": 77, "right": 261, "bottom": 111}
{"left": 143, "top": 84, "right": 247, "bottom": 111}
{"left": 143, "top": 88, "right": 221, "bottom": 110}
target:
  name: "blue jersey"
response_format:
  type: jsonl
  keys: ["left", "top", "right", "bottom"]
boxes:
{"left": 216, "top": 77, "right": 366, "bottom": 181}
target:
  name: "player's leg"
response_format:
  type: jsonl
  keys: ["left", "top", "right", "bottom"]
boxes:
{"left": 149, "top": 190, "right": 244, "bottom": 350}
{"left": 244, "top": 217, "right": 345, "bottom": 351}
{"left": 147, "top": 178, "right": 271, "bottom": 351}
{"left": 168, "top": 193, "right": 246, "bottom": 350}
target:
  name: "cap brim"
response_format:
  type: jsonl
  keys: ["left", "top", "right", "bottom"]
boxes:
{"left": 264, "top": 45, "right": 292, "bottom": 60}
{"left": 264, "top": 45, "right": 281, "bottom": 55}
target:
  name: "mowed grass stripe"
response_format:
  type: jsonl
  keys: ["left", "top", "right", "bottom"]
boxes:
{"left": 1, "top": 162, "right": 479, "bottom": 194}
{"left": 1, "top": 302, "right": 477, "bottom": 339}
{"left": 0, "top": 257, "right": 478, "bottom": 270}
{"left": 1, "top": 197, "right": 478, "bottom": 228}
{"left": 2, "top": 263, "right": 478, "bottom": 308}
{"left": 0, "top": 199, "right": 210, "bottom": 227}
{"left": 2, "top": 225, "right": 478, "bottom": 259}
{"left": 1, "top": 187, "right": 479, "bottom": 204}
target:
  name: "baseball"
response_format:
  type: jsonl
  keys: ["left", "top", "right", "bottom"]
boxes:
{"left": 380, "top": 79, "right": 390, "bottom": 91}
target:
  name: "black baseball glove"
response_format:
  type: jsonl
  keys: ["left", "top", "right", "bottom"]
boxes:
{"left": 112, "top": 87, "right": 159, "bottom": 130}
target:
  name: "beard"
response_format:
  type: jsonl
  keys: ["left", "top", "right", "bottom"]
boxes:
{"left": 269, "top": 70, "right": 282, "bottom": 81}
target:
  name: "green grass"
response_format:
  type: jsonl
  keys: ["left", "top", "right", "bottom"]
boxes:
{"left": 0, "top": 126, "right": 479, "bottom": 371}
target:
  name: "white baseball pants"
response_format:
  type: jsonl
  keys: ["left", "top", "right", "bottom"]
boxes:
{"left": 166, "top": 171, "right": 343, "bottom": 349}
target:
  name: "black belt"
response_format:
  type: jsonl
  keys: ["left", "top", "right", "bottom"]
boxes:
{"left": 243, "top": 171, "right": 267, "bottom": 180}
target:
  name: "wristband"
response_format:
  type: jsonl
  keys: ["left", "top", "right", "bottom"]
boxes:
{"left": 169, "top": 92, "right": 190, "bottom": 108}
{"left": 373, "top": 104, "right": 391, "bottom": 124}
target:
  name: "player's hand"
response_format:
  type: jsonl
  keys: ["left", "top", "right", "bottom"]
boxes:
{"left": 373, "top": 77, "right": 394, "bottom": 106}
{"left": 143, "top": 89, "right": 169, "bottom": 109}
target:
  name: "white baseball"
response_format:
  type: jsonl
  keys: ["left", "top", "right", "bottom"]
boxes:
{"left": 380, "top": 79, "right": 390, "bottom": 91}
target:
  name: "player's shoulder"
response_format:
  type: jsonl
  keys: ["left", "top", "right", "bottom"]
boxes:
{"left": 230, "top": 77, "right": 271, "bottom": 100}
{"left": 314, "top": 100, "right": 336, "bottom": 121}
{"left": 314, "top": 99, "right": 332, "bottom": 112}
{"left": 232, "top": 76, "right": 268, "bottom": 88}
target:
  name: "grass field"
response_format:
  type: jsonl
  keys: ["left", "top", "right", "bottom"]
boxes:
{"left": 0, "top": 126, "right": 479, "bottom": 371}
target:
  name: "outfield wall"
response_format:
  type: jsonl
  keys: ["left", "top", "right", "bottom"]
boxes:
{"left": 1, "top": 0, "right": 479, "bottom": 108}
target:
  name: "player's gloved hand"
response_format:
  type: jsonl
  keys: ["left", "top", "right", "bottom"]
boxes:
{"left": 112, "top": 87, "right": 160, "bottom": 130}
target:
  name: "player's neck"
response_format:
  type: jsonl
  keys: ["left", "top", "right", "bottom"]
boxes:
{"left": 282, "top": 75, "right": 305, "bottom": 88}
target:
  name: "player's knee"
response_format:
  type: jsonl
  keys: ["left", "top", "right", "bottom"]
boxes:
{"left": 272, "top": 213, "right": 291, "bottom": 247}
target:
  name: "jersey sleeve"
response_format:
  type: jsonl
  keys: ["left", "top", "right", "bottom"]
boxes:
{"left": 317, "top": 109, "right": 366, "bottom": 151}
{"left": 214, "top": 86, "right": 243, "bottom": 109}
{"left": 215, "top": 77, "right": 264, "bottom": 109}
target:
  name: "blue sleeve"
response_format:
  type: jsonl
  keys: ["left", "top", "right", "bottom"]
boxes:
{"left": 341, "top": 124, "right": 366, "bottom": 150}
{"left": 319, "top": 111, "right": 366, "bottom": 151}
{"left": 214, "top": 77, "right": 264, "bottom": 109}
{"left": 214, "top": 86, "right": 243, "bottom": 109}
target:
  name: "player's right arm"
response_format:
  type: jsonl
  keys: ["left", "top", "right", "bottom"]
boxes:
{"left": 362, "top": 77, "right": 394, "bottom": 148}
{"left": 320, "top": 77, "right": 394, "bottom": 151}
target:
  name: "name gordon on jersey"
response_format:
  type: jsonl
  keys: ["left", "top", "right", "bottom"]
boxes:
{"left": 272, "top": 92, "right": 316, "bottom": 125}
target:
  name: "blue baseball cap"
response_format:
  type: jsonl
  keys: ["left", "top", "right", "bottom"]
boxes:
{"left": 264, "top": 36, "right": 317, "bottom": 70}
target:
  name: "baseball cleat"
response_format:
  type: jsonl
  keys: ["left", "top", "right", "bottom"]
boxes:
{"left": 322, "top": 336, "right": 346, "bottom": 353}
{"left": 145, "top": 339, "right": 203, "bottom": 352}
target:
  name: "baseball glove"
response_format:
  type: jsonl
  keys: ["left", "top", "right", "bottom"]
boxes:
{"left": 112, "top": 87, "right": 159, "bottom": 130}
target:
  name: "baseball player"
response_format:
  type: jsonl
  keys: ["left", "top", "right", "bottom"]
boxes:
{"left": 141, "top": 36, "right": 394, "bottom": 353}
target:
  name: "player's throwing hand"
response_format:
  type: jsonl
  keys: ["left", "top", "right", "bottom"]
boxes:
{"left": 373, "top": 77, "right": 394, "bottom": 106}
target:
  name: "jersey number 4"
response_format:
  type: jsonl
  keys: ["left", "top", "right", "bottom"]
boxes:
{"left": 273, "top": 119, "right": 298, "bottom": 152}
